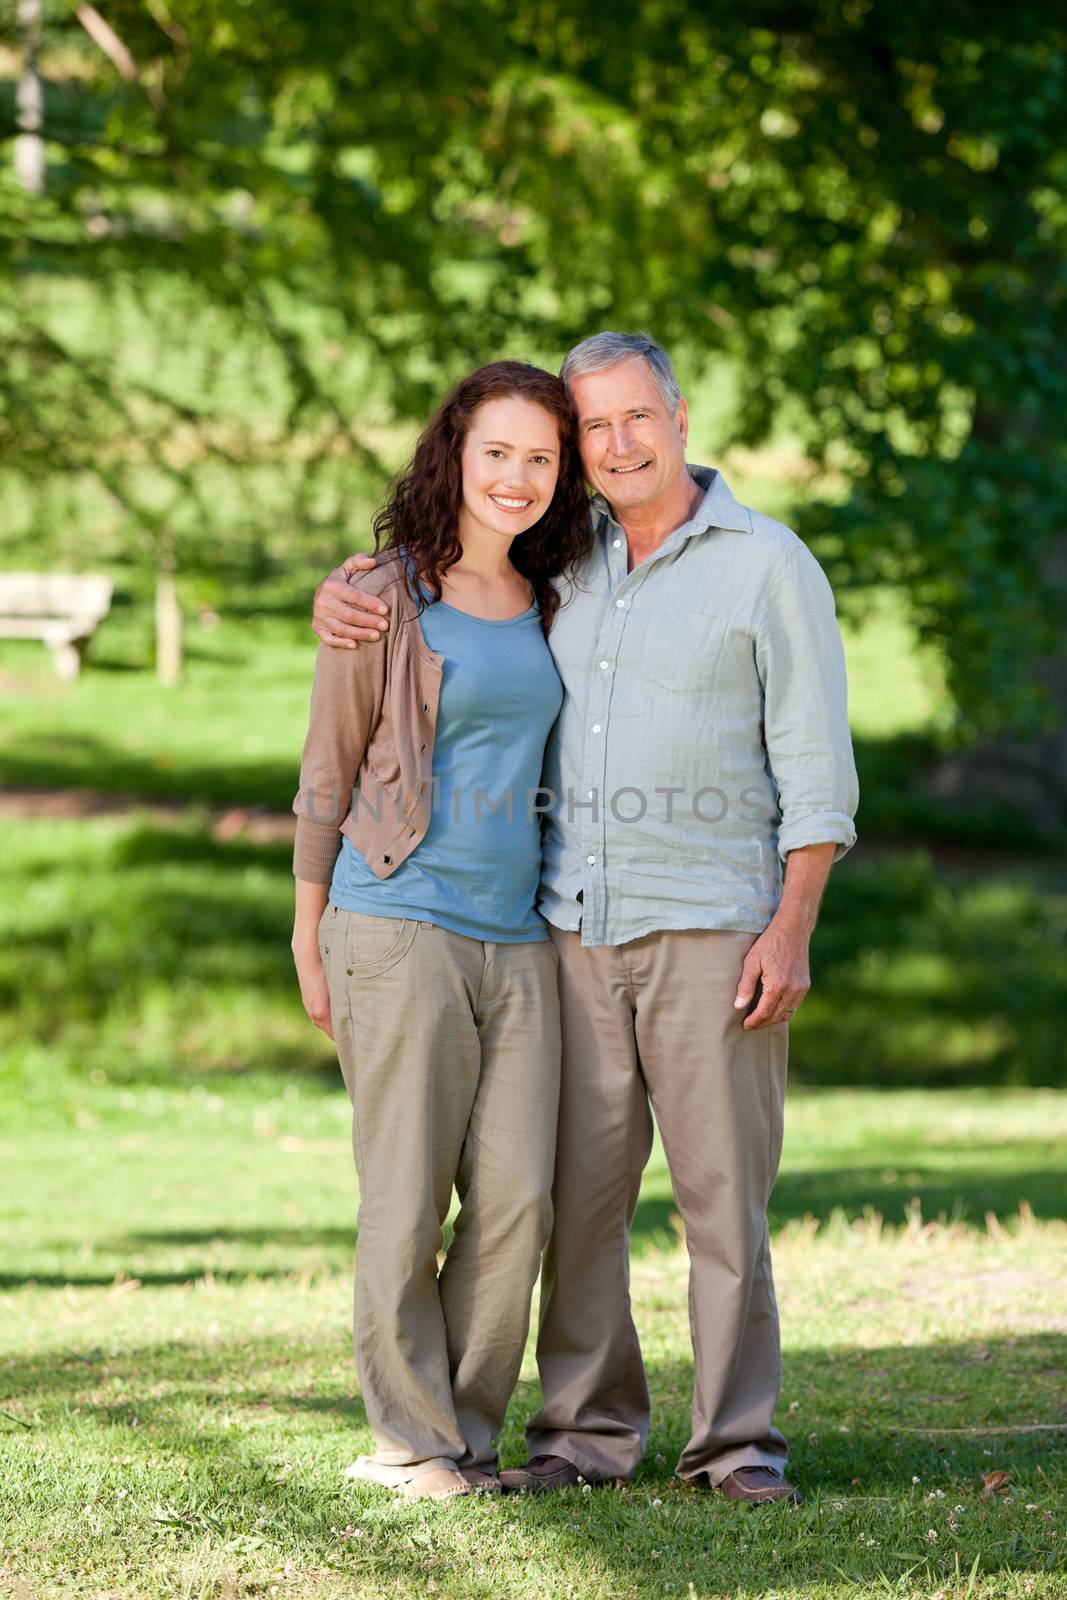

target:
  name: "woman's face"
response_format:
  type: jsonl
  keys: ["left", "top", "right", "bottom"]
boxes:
{"left": 458, "top": 396, "right": 561, "bottom": 545}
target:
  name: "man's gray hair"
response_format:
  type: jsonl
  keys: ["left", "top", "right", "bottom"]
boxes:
{"left": 560, "top": 331, "right": 682, "bottom": 414}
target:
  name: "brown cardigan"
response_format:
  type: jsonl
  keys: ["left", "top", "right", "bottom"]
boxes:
{"left": 292, "top": 553, "right": 444, "bottom": 885}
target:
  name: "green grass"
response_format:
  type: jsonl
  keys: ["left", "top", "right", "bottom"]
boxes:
{"left": 2, "top": 1078, "right": 1065, "bottom": 1600}
{"left": 0, "top": 590, "right": 315, "bottom": 812}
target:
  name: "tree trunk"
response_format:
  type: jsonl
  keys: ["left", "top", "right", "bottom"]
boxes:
{"left": 155, "top": 572, "right": 183, "bottom": 685}
{"left": 14, "top": 0, "right": 45, "bottom": 196}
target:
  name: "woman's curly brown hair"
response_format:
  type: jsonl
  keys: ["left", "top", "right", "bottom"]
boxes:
{"left": 373, "top": 360, "right": 592, "bottom": 632}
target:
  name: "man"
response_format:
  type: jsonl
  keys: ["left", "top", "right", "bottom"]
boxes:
{"left": 311, "top": 332, "right": 858, "bottom": 1505}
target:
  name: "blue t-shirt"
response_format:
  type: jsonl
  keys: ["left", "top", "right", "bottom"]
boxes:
{"left": 330, "top": 591, "right": 563, "bottom": 942}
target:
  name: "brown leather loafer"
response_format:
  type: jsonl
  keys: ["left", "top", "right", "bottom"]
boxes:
{"left": 717, "top": 1466, "right": 803, "bottom": 1505}
{"left": 459, "top": 1466, "right": 504, "bottom": 1493}
{"left": 498, "top": 1454, "right": 583, "bottom": 1492}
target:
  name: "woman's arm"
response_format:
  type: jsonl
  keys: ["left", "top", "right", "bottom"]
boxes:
{"left": 293, "top": 629, "right": 389, "bottom": 882}
{"left": 292, "top": 621, "right": 389, "bottom": 1035}
{"left": 292, "top": 878, "right": 333, "bottom": 1038}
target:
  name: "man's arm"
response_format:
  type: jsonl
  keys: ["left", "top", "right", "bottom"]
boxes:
{"left": 312, "top": 552, "right": 390, "bottom": 647}
{"left": 733, "top": 842, "right": 834, "bottom": 1029}
{"left": 737, "top": 541, "right": 859, "bottom": 1030}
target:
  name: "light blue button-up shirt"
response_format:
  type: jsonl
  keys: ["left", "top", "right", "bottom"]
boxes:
{"left": 537, "top": 465, "right": 859, "bottom": 946}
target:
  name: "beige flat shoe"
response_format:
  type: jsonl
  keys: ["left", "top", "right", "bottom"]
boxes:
{"left": 396, "top": 1467, "right": 472, "bottom": 1501}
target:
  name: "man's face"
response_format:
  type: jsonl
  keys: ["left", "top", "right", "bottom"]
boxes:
{"left": 569, "top": 356, "right": 689, "bottom": 512}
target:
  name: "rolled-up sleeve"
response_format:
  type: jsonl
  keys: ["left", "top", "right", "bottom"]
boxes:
{"left": 755, "top": 541, "right": 859, "bottom": 863}
{"left": 292, "top": 636, "right": 386, "bottom": 883}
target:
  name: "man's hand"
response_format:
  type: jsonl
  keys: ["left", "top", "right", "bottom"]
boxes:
{"left": 733, "top": 841, "right": 836, "bottom": 1028}
{"left": 312, "top": 552, "right": 389, "bottom": 648}
{"left": 733, "top": 922, "right": 811, "bottom": 1029}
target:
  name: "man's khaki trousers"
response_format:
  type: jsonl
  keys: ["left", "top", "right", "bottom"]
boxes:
{"left": 319, "top": 906, "right": 561, "bottom": 1481}
{"left": 525, "top": 925, "right": 789, "bottom": 1485}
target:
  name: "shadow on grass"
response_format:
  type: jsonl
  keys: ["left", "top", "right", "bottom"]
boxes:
{"left": 768, "top": 1163, "right": 1067, "bottom": 1230}
{"left": 630, "top": 1161, "right": 1067, "bottom": 1243}
{"left": 0, "top": 729, "right": 298, "bottom": 811}
{"left": 2, "top": 1332, "right": 1064, "bottom": 1592}
{"left": 801, "top": 846, "right": 1067, "bottom": 1087}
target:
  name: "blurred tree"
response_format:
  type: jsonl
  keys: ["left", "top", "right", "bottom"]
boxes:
{"left": 0, "top": 0, "right": 1064, "bottom": 819}
{"left": 482, "top": 2, "right": 1067, "bottom": 826}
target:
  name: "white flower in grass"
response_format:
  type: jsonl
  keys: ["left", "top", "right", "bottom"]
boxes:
{"left": 831, "top": 1500, "right": 845, "bottom": 1511}
{"left": 651, "top": 1498, "right": 663, "bottom": 1508}
{"left": 912, "top": 1475, "right": 921, "bottom": 1485}
{"left": 925, "top": 1529, "right": 938, "bottom": 1543}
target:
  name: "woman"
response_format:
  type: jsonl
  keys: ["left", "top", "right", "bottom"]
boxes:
{"left": 291, "top": 362, "right": 591, "bottom": 1501}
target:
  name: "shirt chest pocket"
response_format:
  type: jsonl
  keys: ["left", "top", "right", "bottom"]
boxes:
{"left": 635, "top": 603, "right": 732, "bottom": 694}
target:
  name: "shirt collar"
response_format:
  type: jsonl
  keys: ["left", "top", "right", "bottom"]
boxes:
{"left": 592, "top": 463, "right": 754, "bottom": 542}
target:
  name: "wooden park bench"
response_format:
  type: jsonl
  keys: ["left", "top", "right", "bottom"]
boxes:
{"left": 0, "top": 572, "right": 113, "bottom": 680}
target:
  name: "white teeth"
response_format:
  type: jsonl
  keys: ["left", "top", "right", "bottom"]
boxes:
{"left": 611, "top": 461, "right": 651, "bottom": 474}
{"left": 491, "top": 495, "right": 532, "bottom": 508}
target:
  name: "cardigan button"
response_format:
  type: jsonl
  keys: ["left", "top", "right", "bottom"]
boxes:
{"left": 383, "top": 855, "right": 391, "bottom": 864}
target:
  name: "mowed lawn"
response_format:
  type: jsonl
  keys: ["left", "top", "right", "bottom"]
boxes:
{"left": 1, "top": 1082, "right": 1066, "bottom": 1600}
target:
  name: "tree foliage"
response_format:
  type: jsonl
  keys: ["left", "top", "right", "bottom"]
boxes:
{"left": 1, "top": 1, "right": 1065, "bottom": 747}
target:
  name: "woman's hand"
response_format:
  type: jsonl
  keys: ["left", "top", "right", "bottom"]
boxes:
{"left": 293, "top": 880, "right": 333, "bottom": 1038}
{"left": 293, "top": 939, "right": 334, "bottom": 1040}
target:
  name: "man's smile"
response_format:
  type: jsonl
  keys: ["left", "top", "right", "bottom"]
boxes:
{"left": 608, "top": 459, "right": 653, "bottom": 475}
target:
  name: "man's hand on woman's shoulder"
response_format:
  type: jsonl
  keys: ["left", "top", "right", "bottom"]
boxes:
{"left": 312, "top": 552, "right": 390, "bottom": 648}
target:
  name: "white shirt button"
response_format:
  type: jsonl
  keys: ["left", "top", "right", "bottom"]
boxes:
{"left": 615, "top": 598, "right": 625, "bottom": 608}
{"left": 612, "top": 538, "right": 622, "bottom": 548}
{"left": 592, "top": 723, "right": 601, "bottom": 733}
{"left": 587, "top": 855, "right": 597, "bottom": 865}
{"left": 587, "top": 789, "right": 595, "bottom": 800}
{"left": 599, "top": 660, "right": 609, "bottom": 669}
